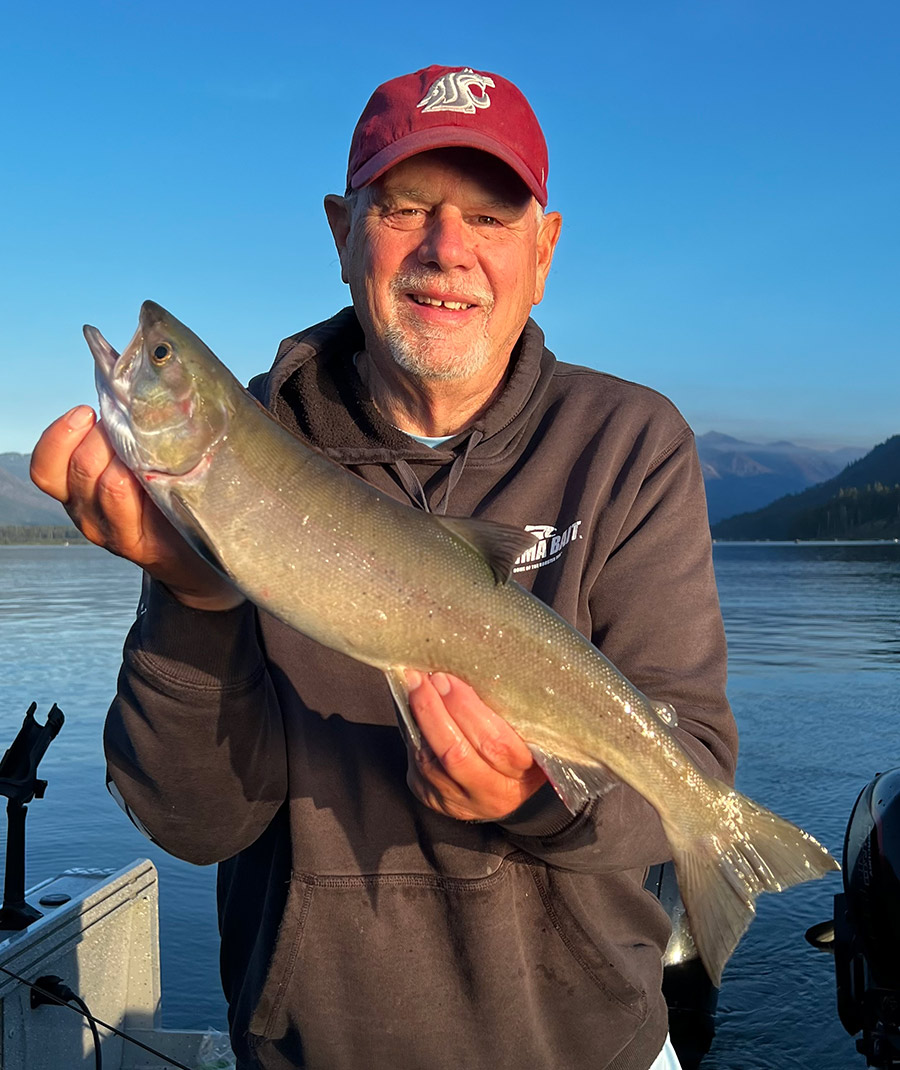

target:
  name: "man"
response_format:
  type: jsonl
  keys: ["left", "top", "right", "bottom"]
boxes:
{"left": 32, "top": 66, "right": 736, "bottom": 1070}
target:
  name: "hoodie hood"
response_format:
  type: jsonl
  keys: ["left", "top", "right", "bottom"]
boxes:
{"left": 250, "top": 308, "right": 558, "bottom": 469}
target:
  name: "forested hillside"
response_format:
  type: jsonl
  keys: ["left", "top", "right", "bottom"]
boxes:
{"left": 712, "top": 436, "right": 900, "bottom": 540}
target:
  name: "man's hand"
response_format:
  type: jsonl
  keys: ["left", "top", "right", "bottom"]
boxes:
{"left": 404, "top": 670, "right": 547, "bottom": 822}
{"left": 30, "top": 406, "right": 244, "bottom": 611}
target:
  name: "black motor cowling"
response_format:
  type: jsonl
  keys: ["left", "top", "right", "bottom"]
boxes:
{"left": 834, "top": 769, "right": 900, "bottom": 1067}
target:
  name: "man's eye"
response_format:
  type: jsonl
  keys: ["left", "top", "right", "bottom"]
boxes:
{"left": 385, "top": 208, "right": 425, "bottom": 229}
{"left": 476, "top": 215, "right": 501, "bottom": 226}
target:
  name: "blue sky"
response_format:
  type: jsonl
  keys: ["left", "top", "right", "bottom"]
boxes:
{"left": 2, "top": 1, "right": 897, "bottom": 454}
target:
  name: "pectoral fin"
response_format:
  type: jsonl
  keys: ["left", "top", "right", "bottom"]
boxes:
{"left": 168, "top": 492, "right": 231, "bottom": 578}
{"left": 384, "top": 667, "right": 423, "bottom": 752}
{"left": 528, "top": 744, "right": 620, "bottom": 814}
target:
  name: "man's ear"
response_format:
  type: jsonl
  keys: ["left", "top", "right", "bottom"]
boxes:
{"left": 532, "top": 210, "right": 562, "bottom": 306}
{"left": 324, "top": 194, "right": 352, "bottom": 284}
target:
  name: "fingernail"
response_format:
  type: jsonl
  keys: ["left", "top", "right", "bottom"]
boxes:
{"left": 431, "top": 672, "right": 451, "bottom": 696}
{"left": 64, "top": 406, "right": 94, "bottom": 430}
{"left": 406, "top": 669, "right": 422, "bottom": 690}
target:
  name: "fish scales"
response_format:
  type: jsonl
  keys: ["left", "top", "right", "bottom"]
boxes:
{"left": 87, "top": 300, "right": 839, "bottom": 986}
{"left": 187, "top": 405, "right": 667, "bottom": 776}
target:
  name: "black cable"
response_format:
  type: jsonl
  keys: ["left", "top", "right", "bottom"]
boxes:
{"left": 6, "top": 963, "right": 197, "bottom": 1070}
{"left": 67, "top": 993, "right": 103, "bottom": 1070}
{"left": 30, "top": 976, "right": 102, "bottom": 1069}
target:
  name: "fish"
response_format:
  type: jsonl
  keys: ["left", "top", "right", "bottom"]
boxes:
{"left": 86, "top": 300, "right": 839, "bottom": 985}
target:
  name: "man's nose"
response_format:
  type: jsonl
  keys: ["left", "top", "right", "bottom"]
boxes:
{"left": 417, "top": 209, "right": 477, "bottom": 272}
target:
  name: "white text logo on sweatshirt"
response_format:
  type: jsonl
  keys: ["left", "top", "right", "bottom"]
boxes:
{"left": 513, "top": 521, "right": 583, "bottom": 574}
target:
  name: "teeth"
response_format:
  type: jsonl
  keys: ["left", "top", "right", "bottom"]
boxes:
{"left": 411, "top": 295, "right": 473, "bottom": 310}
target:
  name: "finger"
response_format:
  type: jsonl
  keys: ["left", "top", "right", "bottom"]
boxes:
{"left": 93, "top": 455, "right": 156, "bottom": 556}
{"left": 30, "top": 406, "right": 97, "bottom": 502}
{"left": 404, "top": 708, "right": 545, "bottom": 823}
{"left": 418, "top": 672, "right": 536, "bottom": 779}
{"left": 406, "top": 671, "right": 479, "bottom": 776}
{"left": 55, "top": 422, "right": 134, "bottom": 547}
{"left": 405, "top": 756, "right": 464, "bottom": 816}
{"left": 38, "top": 415, "right": 156, "bottom": 561}
{"left": 64, "top": 419, "right": 119, "bottom": 512}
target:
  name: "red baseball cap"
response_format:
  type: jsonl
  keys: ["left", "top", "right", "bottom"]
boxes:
{"left": 346, "top": 65, "right": 549, "bottom": 207}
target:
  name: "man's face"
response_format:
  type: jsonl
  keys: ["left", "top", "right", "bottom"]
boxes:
{"left": 326, "top": 148, "right": 561, "bottom": 384}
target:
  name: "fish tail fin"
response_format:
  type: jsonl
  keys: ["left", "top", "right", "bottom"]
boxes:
{"left": 668, "top": 789, "right": 840, "bottom": 987}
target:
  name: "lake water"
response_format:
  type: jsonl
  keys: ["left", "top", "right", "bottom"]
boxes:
{"left": 2, "top": 541, "right": 899, "bottom": 1067}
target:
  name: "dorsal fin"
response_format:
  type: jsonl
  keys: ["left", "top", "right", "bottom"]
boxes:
{"left": 435, "top": 516, "right": 538, "bottom": 584}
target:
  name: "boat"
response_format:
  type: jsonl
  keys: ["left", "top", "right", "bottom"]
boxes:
{"left": 0, "top": 703, "right": 231, "bottom": 1070}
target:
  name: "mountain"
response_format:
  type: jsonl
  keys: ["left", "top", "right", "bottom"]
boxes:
{"left": 0, "top": 453, "right": 34, "bottom": 484}
{"left": 711, "top": 436, "right": 900, "bottom": 540}
{"left": 0, "top": 453, "right": 69, "bottom": 525}
{"left": 697, "top": 433, "right": 869, "bottom": 524}
{"left": 1, "top": 435, "right": 884, "bottom": 535}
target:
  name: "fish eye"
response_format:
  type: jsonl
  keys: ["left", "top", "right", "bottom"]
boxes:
{"left": 151, "top": 343, "right": 172, "bottom": 364}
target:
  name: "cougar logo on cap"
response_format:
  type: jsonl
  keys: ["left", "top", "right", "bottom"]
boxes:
{"left": 417, "top": 68, "right": 496, "bottom": 115}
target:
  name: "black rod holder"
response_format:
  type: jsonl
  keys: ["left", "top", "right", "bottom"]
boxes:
{"left": 0, "top": 703, "right": 64, "bottom": 931}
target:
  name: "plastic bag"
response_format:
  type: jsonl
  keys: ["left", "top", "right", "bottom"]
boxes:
{"left": 194, "top": 1027, "right": 236, "bottom": 1070}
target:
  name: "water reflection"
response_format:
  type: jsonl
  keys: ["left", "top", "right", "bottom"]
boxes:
{"left": 703, "top": 543, "right": 900, "bottom": 1069}
{"left": 0, "top": 545, "right": 226, "bottom": 1030}
{"left": 716, "top": 543, "right": 900, "bottom": 674}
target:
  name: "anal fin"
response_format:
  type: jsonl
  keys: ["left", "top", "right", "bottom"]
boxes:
{"left": 385, "top": 667, "right": 423, "bottom": 752}
{"left": 528, "top": 744, "right": 620, "bottom": 815}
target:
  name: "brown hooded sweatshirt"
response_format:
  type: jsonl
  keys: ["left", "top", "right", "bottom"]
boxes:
{"left": 104, "top": 309, "right": 737, "bottom": 1070}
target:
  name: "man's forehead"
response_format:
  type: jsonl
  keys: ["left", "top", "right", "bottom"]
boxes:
{"left": 371, "top": 148, "right": 533, "bottom": 207}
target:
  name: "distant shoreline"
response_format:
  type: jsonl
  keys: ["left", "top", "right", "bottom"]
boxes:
{"left": 0, "top": 525, "right": 89, "bottom": 546}
{"left": 2, "top": 525, "right": 898, "bottom": 551}
{"left": 712, "top": 538, "right": 900, "bottom": 546}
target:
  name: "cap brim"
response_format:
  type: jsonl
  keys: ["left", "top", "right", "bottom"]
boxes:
{"left": 349, "top": 127, "right": 547, "bottom": 207}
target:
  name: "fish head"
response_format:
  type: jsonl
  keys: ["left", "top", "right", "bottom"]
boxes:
{"left": 86, "top": 300, "right": 235, "bottom": 478}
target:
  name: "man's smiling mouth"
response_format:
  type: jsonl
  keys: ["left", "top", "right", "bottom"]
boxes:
{"left": 409, "top": 294, "right": 477, "bottom": 311}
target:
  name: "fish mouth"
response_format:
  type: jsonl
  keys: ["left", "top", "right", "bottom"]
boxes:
{"left": 83, "top": 319, "right": 149, "bottom": 474}
{"left": 84, "top": 320, "right": 145, "bottom": 408}
{"left": 83, "top": 323, "right": 121, "bottom": 386}
{"left": 84, "top": 300, "right": 169, "bottom": 390}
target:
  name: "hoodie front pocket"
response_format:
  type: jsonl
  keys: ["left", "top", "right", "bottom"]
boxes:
{"left": 248, "top": 876, "right": 314, "bottom": 1040}
{"left": 248, "top": 857, "right": 650, "bottom": 1070}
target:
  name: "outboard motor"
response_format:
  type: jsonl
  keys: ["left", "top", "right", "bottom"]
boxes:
{"left": 645, "top": 861, "right": 718, "bottom": 1069}
{"left": 833, "top": 769, "right": 900, "bottom": 1067}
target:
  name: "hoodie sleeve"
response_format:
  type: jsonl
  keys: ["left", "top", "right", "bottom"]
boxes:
{"left": 104, "top": 578, "right": 288, "bottom": 865}
{"left": 499, "top": 427, "right": 737, "bottom": 872}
